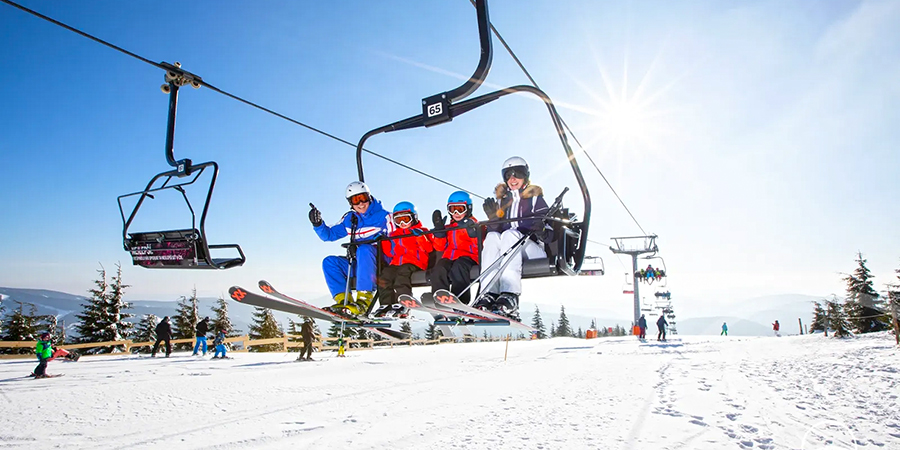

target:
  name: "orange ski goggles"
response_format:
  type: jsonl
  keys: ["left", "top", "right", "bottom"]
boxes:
{"left": 348, "top": 193, "right": 371, "bottom": 206}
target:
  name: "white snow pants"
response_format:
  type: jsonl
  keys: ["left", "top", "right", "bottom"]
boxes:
{"left": 481, "top": 229, "right": 546, "bottom": 295}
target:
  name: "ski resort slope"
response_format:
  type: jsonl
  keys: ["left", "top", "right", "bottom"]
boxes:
{"left": 0, "top": 334, "right": 897, "bottom": 449}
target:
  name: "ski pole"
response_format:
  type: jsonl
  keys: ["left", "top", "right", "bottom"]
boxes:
{"left": 337, "top": 214, "right": 359, "bottom": 357}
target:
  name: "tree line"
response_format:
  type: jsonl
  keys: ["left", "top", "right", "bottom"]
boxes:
{"left": 808, "top": 253, "right": 900, "bottom": 338}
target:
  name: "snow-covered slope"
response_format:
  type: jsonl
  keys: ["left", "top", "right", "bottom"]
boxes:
{"left": 1, "top": 333, "right": 897, "bottom": 449}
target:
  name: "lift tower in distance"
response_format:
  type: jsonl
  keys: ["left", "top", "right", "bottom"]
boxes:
{"left": 610, "top": 235, "right": 660, "bottom": 326}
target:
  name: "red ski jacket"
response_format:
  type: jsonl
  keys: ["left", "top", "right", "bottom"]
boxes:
{"left": 381, "top": 222, "right": 433, "bottom": 270}
{"left": 433, "top": 218, "right": 479, "bottom": 262}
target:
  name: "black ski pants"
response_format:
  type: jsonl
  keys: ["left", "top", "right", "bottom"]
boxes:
{"left": 34, "top": 357, "right": 48, "bottom": 377}
{"left": 432, "top": 256, "right": 478, "bottom": 305}
{"left": 151, "top": 337, "right": 171, "bottom": 357}
{"left": 377, "top": 263, "right": 419, "bottom": 307}
{"left": 657, "top": 327, "right": 666, "bottom": 341}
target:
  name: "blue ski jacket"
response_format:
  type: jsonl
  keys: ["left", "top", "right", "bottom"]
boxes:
{"left": 314, "top": 197, "right": 390, "bottom": 243}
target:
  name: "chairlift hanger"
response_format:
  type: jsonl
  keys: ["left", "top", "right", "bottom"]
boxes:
{"left": 354, "top": 0, "right": 591, "bottom": 276}
{"left": 117, "top": 63, "right": 245, "bottom": 270}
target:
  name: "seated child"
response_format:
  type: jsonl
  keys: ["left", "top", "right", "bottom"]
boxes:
{"left": 431, "top": 191, "right": 480, "bottom": 305}
{"left": 374, "top": 201, "right": 433, "bottom": 318}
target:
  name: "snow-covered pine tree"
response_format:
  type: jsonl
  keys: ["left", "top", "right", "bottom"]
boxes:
{"left": 482, "top": 329, "right": 489, "bottom": 340}
{"left": 549, "top": 321, "right": 557, "bottom": 337}
{"left": 286, "top": 318, "right": 302, "bottom": 352}
{"left": 556, "top": 306, "right": 573, "bottom": 337}
{"left": 843, "top": 252, "right": 889, "bottom": 333}
{"left": 425, "top": 323, "right": 443, "bottom": 340}
{"left": 37, "top": 314, "right": 65, "bottom": 344}
{"left": 210, "top": 295, "right": 239, "bottom": 337}
{"left": 576, "top": 326, "right": 584, "bottom": 338}
{"left": 172, "top": 288, "right": 200, "bottom": 351}
{"left": 104, "top": 263, "right": 133, "bottom": 352}
{"left": 326, "top": 321, "right": 350, "bottom": 350}
{"left": 400, "top": 321, "right": 412, "bottom": 336}
{"left": 810, "top": 301, "right": 827, "bottom": 333}
{"left": 248, "top": 306, "right": 283, "bottom": 352}
{"left": 133, "top": 314, "right": 159, "bottom": 352}
{"left": 355, "top": 328, "right": 372, "bottom": 348}
{"left": 531, "top": 305, "right": 547, "bottom": 339}
{"left": 75, "top": 266, "right": 109, "bottom": 346}
{"left": 2, "top": 302, "right": 40, "bottom": 354}
{"left": 826, "top": 297, "right": 852, "bottom": 338}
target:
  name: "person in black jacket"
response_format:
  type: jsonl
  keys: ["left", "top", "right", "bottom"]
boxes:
{"left": 193, "top": 317, "right": 210, "bottom": 356}
{"left": 656, "top": 315, "right": 668, "bottom": 341}
{"left": 151, "top": 316, "right": 172, "bottom": 357}
{"left": 637, "top": 314, "right": 647, "bottom": 339}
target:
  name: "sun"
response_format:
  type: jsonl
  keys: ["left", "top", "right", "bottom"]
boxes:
{"left": 603, "top": 99, "right": 648, "bottom": 141}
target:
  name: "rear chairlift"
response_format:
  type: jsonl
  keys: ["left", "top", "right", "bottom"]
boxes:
{"left": 117, "top": 63, "right": 245, "bottom": 270}
{"left": 357, "top": 0, "right": 595, "bottom": 296}
{"left": 622, "top": 272, "right": 635, "bottom": 295}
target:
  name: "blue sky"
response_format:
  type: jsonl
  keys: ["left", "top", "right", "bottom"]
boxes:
{"left": 1, "top": 1, "right": 898, "bottom": 318}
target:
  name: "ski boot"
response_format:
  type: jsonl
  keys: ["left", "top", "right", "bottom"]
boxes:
{"left": 383, "top": 303, "right": 409, "bottom": 319}
{"left": 346, "top": 291, "right": 374, "bottom": 316}
{"left": 323, "top": 292, "right": 354, "bottom": 315}
{"left": 472, "top": 292, "right": 498, "bottom": 311}
{"left": 372, "top": 304, "right": 393, "bottom": 318}
{"left": 494, "top": 292, "right": 521, "bottom": 322}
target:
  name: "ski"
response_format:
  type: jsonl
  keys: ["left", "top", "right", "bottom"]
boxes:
{"left": 396, "top": 294, "right": 488, "bottom": 322}
{"left": 422, "top": 291, "right": 509, "bottom": 326}
{"left": 433, "top": 289, "right": 536, "bottom": 332}
{"left": 250, "top": 282, "right": 410, "bottom": 341}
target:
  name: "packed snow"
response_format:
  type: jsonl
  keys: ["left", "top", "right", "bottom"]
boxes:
{"left": 1, "top": 333, "right": 897, "bottom": 449}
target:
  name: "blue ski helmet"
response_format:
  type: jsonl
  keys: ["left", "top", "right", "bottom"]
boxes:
{"left": 392, "top": 201, "right": 416, "bottom": 215}
{"left": 447, "top": 191, "right": 472, "bottom": 207}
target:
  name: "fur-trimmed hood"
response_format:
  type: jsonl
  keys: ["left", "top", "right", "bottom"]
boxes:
{"left": 494, "top": 183, "right": 543, "bottom": 199}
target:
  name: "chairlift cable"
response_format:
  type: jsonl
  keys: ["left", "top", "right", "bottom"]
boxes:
{"left": 1, "top": 0, "right": 481, "bottom": 199}
{"left": 474, "top": 0, "right": 648, "bottom": 235}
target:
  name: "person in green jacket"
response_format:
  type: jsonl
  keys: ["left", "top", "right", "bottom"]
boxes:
{"left": 721, "top": 322, "right": 728, "bottom": 336}
{"left": 33, "top": 332, "right": 54, "bottom": 378}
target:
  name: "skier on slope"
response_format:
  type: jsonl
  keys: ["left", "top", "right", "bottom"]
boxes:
{"left": 772, "top": 320, "right": 780, "bottom": 337}
{"left": 475, "top": 156, "right": 550, "bottom": 321}
{"left": 32, "top": 332, "right": 55, "bottom": 378}
{"left": 308, "top": 182, "right": 390, "bottom": 316}
{"left": 151, "top": 316, "right": 172, "bottom": 357}
{"left": 637, "top": 314, "right": 647, "bottom": 339}
{"left": 193, "top": 317, "right": 210, "bottom": 356}
{"left": 374, "top": 201, "right": 433, "bottom": 318}
{"left": 430, "top": 191, "right": 480, "bottom": 307}
{"left": 656, "top": 314, "right": 668, "bottom": 341}
{"left": 298, "top": 318, "right": 316, "bottom": 361}
{"left": 721, "top": 322, "right": 728, "bottom": 336}
{"left": 212, "top": 329, "right": 228, "bottom": 359}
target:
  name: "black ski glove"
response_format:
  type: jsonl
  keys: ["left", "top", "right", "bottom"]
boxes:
{"left": 460, "top": 218, "right": 479, "bottom": 238}
{"left": 308, "top": 203, "right": 323, "bottom": 227}
{"left": 431, "top": 209, "right": 447, "bottom": 238}
{"left": 483, "top": 197, "right": 499, "bottom": 220}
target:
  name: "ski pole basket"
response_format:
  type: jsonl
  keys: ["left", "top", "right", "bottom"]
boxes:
{"left": 117, "top": 62, "right": 245, "bottom": 270}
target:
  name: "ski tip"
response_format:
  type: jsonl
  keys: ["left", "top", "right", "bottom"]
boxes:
{"left": 228, "top": 286, "right": 249, "bottom": 301}
{"left": 258, "top": 280, "right": 275, "bottom": 294}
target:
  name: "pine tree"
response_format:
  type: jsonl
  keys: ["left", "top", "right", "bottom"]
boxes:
{"left": 74, "top": 266, "right": 109, "bottom": 346}
{"left": 248, "top": 307, "right": 283, "bottom": 352}
{"left": 425, "top": 323, "right": 443, "bottom": 340}
{"left": 286, "top": 317, "right": 303, "bottom": 352}
{"left": 482, "top": 329, "right": 489, "bottom": 340}
{"left": 37, "top": 314, "right": 65, "bottom": 344}
{"left": 172, "top": 289, "right": 200, "bottom": 351}
{"left": 104, "top": 263, "right": 133, "bottom": 348}
{"left": 2, "top": 302, "right": 40, "bottom": 354}
{"left": 400, "top": 322, "right": 412, "bottom": 336}
{"left": 843, "top": 252, "right": 889, "bottom": 333}
{"left": 531, "top": 305, "right": 547, "bottom": 339}
{"left": 576, "top": 326, "right": 584, "bottom": 338}
{"left": 810, "top": 301, "right": 827, "bottom": 333}
{"left": 556, "top": 306, "right": 573, "bottom": 337}
{"left": 133, "top": 314, "right": 159, "bottom": 352}
{"left": 210, "top": 295, "right": 239, "bottom": 337}
{"left": 550, "top": 321, "right": 557, "bottom": 337}
{"left": 826, "top": 297, "right": 852, "bottom": 338}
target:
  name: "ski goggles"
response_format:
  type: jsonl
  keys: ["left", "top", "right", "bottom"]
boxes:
{"left": 502, "top": 167, "right": 527, "bottom": 181}
{"left": 348, "top": 193, "right": 371, "bottom": 206}
{"left": 392, "top": 211, "right": 414, "bottom": 226}
{"left": 447, "top": 203, "right": 468, "bottom": 215}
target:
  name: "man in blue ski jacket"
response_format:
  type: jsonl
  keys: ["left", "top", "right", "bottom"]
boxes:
{"left": 308, "top": 181, "right": 390, "bottom": 315}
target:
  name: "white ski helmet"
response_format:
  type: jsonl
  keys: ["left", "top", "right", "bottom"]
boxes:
{"left": 501, "top": 156, "right": 529, "bottom": 182}
{"left": 346, "top": 181, "right": 371, "bottom": 204}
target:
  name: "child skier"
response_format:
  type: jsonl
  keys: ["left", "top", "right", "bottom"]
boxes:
{"left": 33, "top": 332, "right": 54, "bottom": 378}
{"left": 374, "top": 201, "right": 433, "bottom": 318}
{"left": 308, "top": 181, "right": 390, "bottom": 316}
{"left": 212, "top": 330, "right": 228, "bottom": 359}
{"left": 476, "top": 156, "right": 549, "bottom": 320}
{"left": 431, "top": 191, "right": 480, "bottom": 305}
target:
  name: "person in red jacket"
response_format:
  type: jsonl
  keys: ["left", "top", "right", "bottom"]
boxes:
{"left": 374, "top": 201, "right": 433, "bottom": 318}
{"left": 431, "top": 191, "right": 480, "bottom": 305}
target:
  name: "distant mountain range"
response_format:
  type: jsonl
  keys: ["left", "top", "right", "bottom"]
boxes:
{"left": 0, "top": 288, "right": 826, "bottom": 338}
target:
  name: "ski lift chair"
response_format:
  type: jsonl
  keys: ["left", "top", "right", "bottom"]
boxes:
{"left": 118, "top": 62, "right": 245, "bottom": 270}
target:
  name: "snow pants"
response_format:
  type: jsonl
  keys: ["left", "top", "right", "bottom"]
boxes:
{"left": 657, "top": 327, "right": 666, "bottom": 341}
{"left": 214, "top": 344, "right": 227, "bottom": 358}
{"left": 322, "top": 243, "right": 377, "bottom": 297}
{"left": 377, "top": 263, "right": 419, "bottom": 307}
{"left": 193, "top": 336, "right": 207, "bottom": 355}
{"left": 639, "top": 327, "right": 646, "bottom": 339}
{"left": 432, "top": 256, "right": 478, "bottom": 305}
{"left": 33, "top": 357, "right": 48, "bottom": 377}
{"left": 481, "top": 229, "right": 546, "bottom": 295}
{"left": 152, "top": 337, "right": 171, "bottom": 357}
{"left": 300, "top": 339, "right": 313, "bottom": 360}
